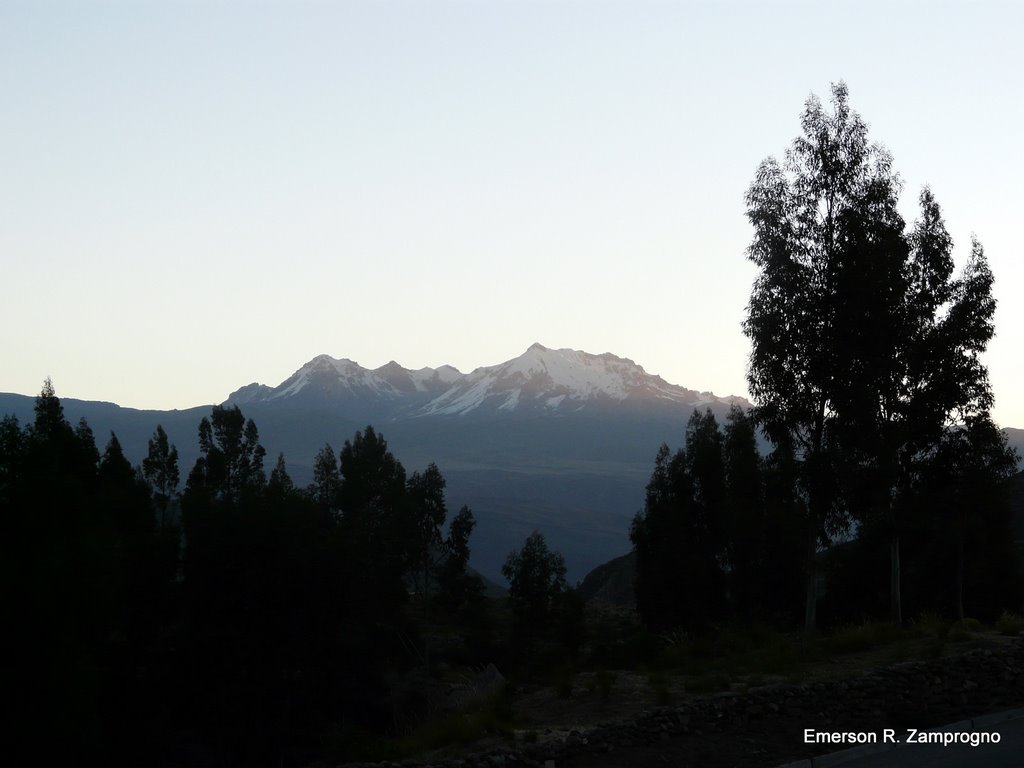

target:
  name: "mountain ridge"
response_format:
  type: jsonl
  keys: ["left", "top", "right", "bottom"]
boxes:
{"left": 5, "top": 348, "right": 1019, "bottom": 584}
{"left": 225, "top": 343, "right": 751, "bottom": 419}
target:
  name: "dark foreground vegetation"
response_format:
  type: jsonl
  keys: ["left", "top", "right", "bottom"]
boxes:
{"left": 0, "top": 382, "right": 589, "bottom": 766}
{"left": 4, "top": 84, "right": 1023, "bottom": 767}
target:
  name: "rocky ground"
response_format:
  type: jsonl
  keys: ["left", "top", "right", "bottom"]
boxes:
{"left": 343, "top": 634, "right": 1024, "bottom": 768}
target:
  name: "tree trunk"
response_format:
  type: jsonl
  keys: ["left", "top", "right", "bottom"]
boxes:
{"left": 889, "top": 534, "right": 902, "bottom": 624}
{"left": 804, "top": 521, "right": 818, "bottom": 635}
{"left": 955, "top": 510, "right": 966, "bottom": 622}
{"left": 423, "top": 548, "right": 431, "bottom": 668}
{"left": 804, "top": 405, "right": 827, "bottom": 636}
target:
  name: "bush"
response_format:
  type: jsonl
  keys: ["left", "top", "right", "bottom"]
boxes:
{"left": 948, "top": 625, "right": 971, "bottom": 643}
{"left": 825, "top": 621, "right": 903, "bottom": 654}
{"left": 996, "top": 611, "right": 1024, "bottom": 636}
{"left": 912, "top": 611, "right": 946, "bottom": 637}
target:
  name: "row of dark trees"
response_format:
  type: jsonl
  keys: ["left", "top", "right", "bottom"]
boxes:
{"left": 1, "top": 384, "right": 484, "bottom": 766}
{"left": 632, "top": 83, "right": 1020, "bottom": 635}
{"left": 631, "top": 405, "right": 1018, "bottom": 634}
{"left": 631, "top": 408, "right": 805, "bottom": 632}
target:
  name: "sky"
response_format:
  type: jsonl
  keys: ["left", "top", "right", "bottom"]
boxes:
{"left": 2, "top": 1, "right": 1023, "bottom": 427}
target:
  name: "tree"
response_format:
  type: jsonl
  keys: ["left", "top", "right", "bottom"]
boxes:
{"left": 5, "top": 383, "right": 168, "bottom": 763}
{"left": 186, "top": 404, "right": 266, "bottom": 503}
{"left": 631, "top": 443, "right": 688, "bottom": 631}
{"left": 338, "top": 426, "right": 406, "bottom": 525}
{"left": 405, "top": 462, "right": 448, "bottom": 666}
{"left": 743, "top": 83, "right": 896, "bottom": 632}
{"left": 74, "top": 417, "right": 101, "bottom": 470}
{"left": 446, "top": 505, "right": 475, "bottom": 573}
{"left": 32, "top": 376, "right": 65, "bottom": 439}
{"left": 310, "top": 443, "right": 340, "bottom": 514}
{"left": 919, "top": 414, "right": 1019, "bottom": 621}
{"left": 98, "top": 432, "right": 134, "bottom": 488}
{"left": 684, "top": 409, "right": 727, "bottom": 560}
{"left": 631, "top": 410, "right": 729, "bottom": 632}
{"left": 437, "top": 505, "right": 481, "bottom": 609}
{"left": 743, "top": 82, "right": 1000, "bottom": 628}
{"left": 722, "top": 407, "right": 764, "bottom": 622}
{"left": 502, "top": 530, "right": 567, "bottom": 629}
{"left": 338, "top": 426, "right": 409, "bottom": 575}
{"left": 833, "top": 189, "right": 999, "bottom": 624}
{"left": 406, "top": 462, "right": 448, "bottom": 599}
{"left": 759, "top": 435, "right": 807, "bottom": 625}
{"left": 0, "top": 415, "right": 23, "bottom": 504}
{"left": 142, "top": 425, "right": 179, "bottom": 526}
{"left": 268, "top": 452, "right": 295, "bottom": 496}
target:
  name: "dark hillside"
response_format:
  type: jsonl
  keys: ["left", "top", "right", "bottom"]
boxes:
{"left": 578, "top": 551, "right": 636, "bottom": 608}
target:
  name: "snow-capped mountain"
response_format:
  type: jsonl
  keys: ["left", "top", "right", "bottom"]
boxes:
{"left": 224, "top": 343, "right": 748, "bottom": 419}
{"left": 225, "top": 354, "right": 463, "bottom": 416}
{"left": 211, "top": 343, "right": 750, "bottom": 579}
{"left": 418, "top": 343, "right": 743, "bottom": 416}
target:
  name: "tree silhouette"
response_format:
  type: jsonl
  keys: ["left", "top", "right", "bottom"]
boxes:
{"left": 188, "top": 404, "right": 266, "bottom": 503}
{"left": 142, "top": 424, "right": 179, "bottom": 527}
{"left": 407, "top": 462, "right": 448, "bottom": 598}
{"left": 743, "top": 82, "right": 1002, "bottom": 627}
{"left": 919, "top": 415, "right": 1019, "bottom": 620}
{"left": 502, "top": 530, "right": 567, "bottom": 630}
{"left": 3, "top": 382, "right": 174, "bottom": 763}
{"left": 631, "top": 409, "right": 729, "bottom": 632}
{"left": 310, "top": 442, "right": 340, "bottom": 515}
{"left": 268, "top": 452, "right": 295, "bottom": 495}
{"left": 437, "top": 505, "right": 483, "bottom": 610}
{"left": 723, "top": 407, "right": 764, "bottom": 622}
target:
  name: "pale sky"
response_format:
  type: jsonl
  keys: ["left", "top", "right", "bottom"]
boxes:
{"left": 3, "top": 1, "right": 1023, "bottom": 427}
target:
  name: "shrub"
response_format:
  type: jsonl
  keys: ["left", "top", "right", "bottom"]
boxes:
{"left": 996, "top": 611, "right": 1024, "bottom": 636}
{"left": 913, "top": 611, "right": 946, "bottom": 637}
{"left": 825, "top": 621, "right": 902, "bottom": 654}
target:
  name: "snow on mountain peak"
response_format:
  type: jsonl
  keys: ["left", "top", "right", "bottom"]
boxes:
{"left": 418, "top": 344, "right": 726, "bottom": 417}
{"left": 225, "top": 345, "right": 747, "bottom": 419}
{"left": 271, "top": 354, "right": 396, "bottom": 400}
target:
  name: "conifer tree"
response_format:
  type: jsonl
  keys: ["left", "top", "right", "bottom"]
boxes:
{"left": 268, "top": 452, "right": 295, "bottom": 495}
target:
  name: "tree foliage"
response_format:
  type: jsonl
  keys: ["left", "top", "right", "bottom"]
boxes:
{"left": 502, "top": 530, "right": 567, "bottom": 629}
{"left": 631, "top": 409, "right": 760, "bottom": 632}
{"left": 142, "top": 424, "right": 179, "bottom": 525}
{"left": 186, "top": 404, "right": 267, "bottom": 503}
{"left": 743, "top": 81, "right": 1002, "bottom": 627}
